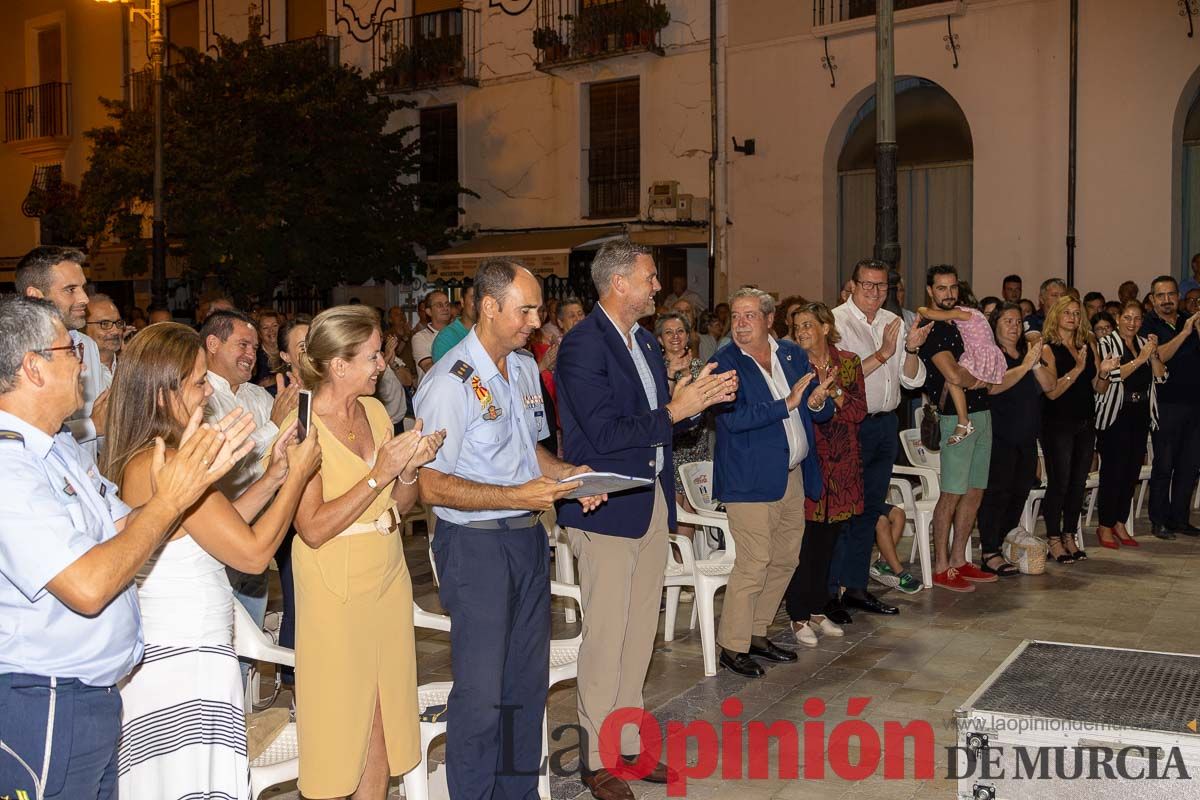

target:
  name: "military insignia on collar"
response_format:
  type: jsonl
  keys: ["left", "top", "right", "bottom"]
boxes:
{"left": 450, "top": 360, "right": 474, "bottom": 382}
{"left": 482, "top": 405, "right": 504, "bottom": 421}
{"left": 0, "top": 430, "right": 25, "bottom": 445}
{"left": 63, "top": 477, "right": 77, "bottom": 497}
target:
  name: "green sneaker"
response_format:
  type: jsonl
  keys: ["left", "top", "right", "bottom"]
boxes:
{"left": 869, "top": 559, "right": 900, "bottom": 588}
{"left": 896, "top": 572, "right": 922, "bottom": 594}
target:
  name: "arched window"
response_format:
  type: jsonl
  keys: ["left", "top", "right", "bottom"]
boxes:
{"left": 1182, "top": 89, "right": 1200, "bottom": 278}
{"left": 837, "top": 79, "right": 973, "bottom": 308}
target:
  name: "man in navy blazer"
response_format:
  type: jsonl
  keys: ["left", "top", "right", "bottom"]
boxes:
{"left": 710, "top": 288, "right": 834, "bottom": 678}
{"left": 556, "top": 239, "right": 736, "bottom": 799}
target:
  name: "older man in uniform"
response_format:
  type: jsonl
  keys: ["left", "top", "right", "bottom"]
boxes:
{"left": 415, "top": 258, "right": 605, "bottom": 800}
{"left": 0, "top": 295, "right": 249, "bottom": 800}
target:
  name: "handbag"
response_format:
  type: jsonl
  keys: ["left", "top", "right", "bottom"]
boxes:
{"left": 919, "top": 386, "right": 948, "bottom": 452}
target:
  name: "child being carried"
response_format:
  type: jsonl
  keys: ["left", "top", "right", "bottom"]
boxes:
{"left": 917, "top": 303, "right": 1007, "bottom": 445}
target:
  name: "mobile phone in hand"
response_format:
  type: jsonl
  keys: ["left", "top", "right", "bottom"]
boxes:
{"left": 297, "top": 389, "right": 313, "bottom": 443}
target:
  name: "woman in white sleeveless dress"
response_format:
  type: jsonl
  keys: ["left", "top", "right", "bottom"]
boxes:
{"left": 99, "top": 323, "right": 322, "bottom": 799}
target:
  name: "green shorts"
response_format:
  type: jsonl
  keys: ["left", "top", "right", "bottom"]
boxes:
{"left": 938, "top": 410, "right": 992, "bottom": 495}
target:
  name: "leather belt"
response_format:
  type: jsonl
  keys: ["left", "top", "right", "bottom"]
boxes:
{"left": 456, "top": 513, "right": 542, "bottom": 531}
{"left": 341, "top": 506, "right": 402, "bottom": 537}
{"left": 866, "top": 411, "right": 894, "bottom": 419}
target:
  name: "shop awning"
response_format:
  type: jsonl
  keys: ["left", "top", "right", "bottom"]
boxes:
{"left": 425, "top": 226, "right": 622, "bottom": 280}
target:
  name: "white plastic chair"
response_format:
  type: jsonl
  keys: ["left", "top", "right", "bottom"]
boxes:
{"left": 233, "top": 602, "right": 299, "bottom": 800}
{"left": 668, "top": 462, "right": 736, "bottom": 677}
{"left": 888, "top": 468, "right": 942, "bottom": 587}
{"left": 410, "top": 585, "right": 578, "bottom": 800}
{"left": 549, "top": 524, "right": 577, "bottom": 623}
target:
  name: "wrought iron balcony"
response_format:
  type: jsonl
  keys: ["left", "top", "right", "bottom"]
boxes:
{"left": 534, "top": 0, "right": 668, "bottom": 69}
{"left": 4, "top": 82, "right": 71, "bottom": 143}
{"left": 373, "top": 9, "right": 480, "bottom": 93}
{"left": 126, "top": 64, "right": 190, "bottom": 113}
{"left": 813, "top": 0, "right": 950, "bottom": 27}
{"left": 586, "top": 143, "right": 640, "bottom": 219}
{"left": 267, "top": 33, "right": 342, "bottom": 66}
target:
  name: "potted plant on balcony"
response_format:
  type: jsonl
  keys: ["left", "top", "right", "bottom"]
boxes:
{"left": 376, "top": 43, "right": 414, "bottom": 90}
{"left": 642, "top": 0, "right": 670, "bottom": 47}
{"left": 532, "top": 26, "right": 566, "bottom": 62}
{"left": 570, "top": 12, "right": 600, "bottom": 57}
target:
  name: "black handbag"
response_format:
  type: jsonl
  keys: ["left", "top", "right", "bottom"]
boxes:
{"left": 919, "top": 386, "right": 949, "bottom": 452}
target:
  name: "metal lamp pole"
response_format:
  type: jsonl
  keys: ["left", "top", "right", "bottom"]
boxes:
{"left": 98, "top": 0, "right": 167, "bottom": 307}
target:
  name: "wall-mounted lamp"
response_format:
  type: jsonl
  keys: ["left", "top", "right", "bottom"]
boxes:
{"left": 732, "top": 137, "right": 756, "bottom": 156}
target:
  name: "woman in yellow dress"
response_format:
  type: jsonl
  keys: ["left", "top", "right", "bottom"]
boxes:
{"left": 280, "top": 305, "right": 444, "bottom": 799}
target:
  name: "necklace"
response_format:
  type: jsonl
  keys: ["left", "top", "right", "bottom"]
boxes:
{"left": 324, "top": 409, "right": 362, "bottom": 442}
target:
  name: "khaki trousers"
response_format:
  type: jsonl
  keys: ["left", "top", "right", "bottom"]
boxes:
{"left": 566, "top": 484, "right": 668, "bottom": 770}
{"left": 717, "top": 467, "right": 807, "bottom": 653}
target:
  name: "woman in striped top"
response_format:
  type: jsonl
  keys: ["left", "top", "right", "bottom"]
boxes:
{"left": 1093, "top": 299, "right": 1166, "bottom": 548}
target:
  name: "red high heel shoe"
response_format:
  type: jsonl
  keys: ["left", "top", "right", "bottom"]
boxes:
{"left": 1115, "top": 532, "right": 1140, "bottom": 548}
{"left": 1097, "top": 528, "right": 1120, "bottom": 550}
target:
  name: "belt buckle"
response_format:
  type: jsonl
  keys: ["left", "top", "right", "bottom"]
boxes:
{"left": 375, "top": 508, "right": 398, "bottom": 536}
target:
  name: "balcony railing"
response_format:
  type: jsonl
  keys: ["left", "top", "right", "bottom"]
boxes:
{"left": 813, "top": 0, "right": 949, "bottom": 26}
{"left": 534, "top": 0, "right": 668, "bottom": 68}
{"left": 4, "top": 82, "right": 71, "bottom": 143}
{"left": 373, "top": 9, "right": 480, "bottom": 93}
{"left": 126, "top": 64, "right": 190, "bottom": 113}
{"left": 267, "top": 33, "right": 342, "bottom": 66}
{"left": 586, "top": 144, "right": 639, "bottom": 218}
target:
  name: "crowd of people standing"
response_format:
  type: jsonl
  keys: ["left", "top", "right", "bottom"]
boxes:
{"left": 2, "top": 241, "right": 1200, "bottom": 800}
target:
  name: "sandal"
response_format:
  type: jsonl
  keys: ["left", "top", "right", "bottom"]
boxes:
{"left": 947, "top": 421, "right": 975, "bottom": 446}
{"left": 1048, "top": 536, "right": 1075, "bottom": 564}
{"left": 981, "top": 552, "right": 1019, "bottom": 578}
{"left": 1064, "top": 534, "right": 1087, "bottom": 561}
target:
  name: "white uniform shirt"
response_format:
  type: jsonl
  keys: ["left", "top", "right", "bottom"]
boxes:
{"left": 412, "top": 324, "right": 440, "bottom": 384}
{"left": 205, "top": 370, "right": 279, "bottom": 500}
{"left": 832, "top": 299, "right": 927, "bottom": 414}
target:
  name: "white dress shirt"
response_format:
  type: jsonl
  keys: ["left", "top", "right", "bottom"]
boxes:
{"left": 412, "top": 324, "right": 439, "bottom": 384}
{"left": 98, "top": 355, "right": 117, "bottom": 392}
{"left": 740, "top": 338, "right": 808, "bottom": 469}
{"left": 375, "top": 365, "right": 408, "bottom": 425}
{"left": 832, "top": 299, "right": 927, "bottom": 414}
{"left": 65, "top": 330, "right": 105, "bottom": 461}
{"left": 205, "top": 370, "right": 279, "bottom": 500}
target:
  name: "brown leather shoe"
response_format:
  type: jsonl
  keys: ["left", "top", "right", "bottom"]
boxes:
{"left": 622, "top": 754, "right": 680, "bottom": 784}
{"left": 581, "top": 768, "right": 635, "bottom": 800}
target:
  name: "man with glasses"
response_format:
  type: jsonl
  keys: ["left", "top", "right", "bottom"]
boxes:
{"left": 0, "top": 294, "right": 251, "bottom": 800}
{"left": 16, "top": 247, "right": 107, "bottom": 458}
{"left": 1139, "top": 276, "right": 1200, "bottom": 538}
{"left": 85, "top": 294, "right": 124, "bottom": 391}
{"left": 830, "top": 260, "right": 931, "bottom": 619}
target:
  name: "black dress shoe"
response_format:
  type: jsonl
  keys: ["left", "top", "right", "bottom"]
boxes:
{"left": 842, "top": 589, "right": 899, "bottom": 615}
{"left": 748, "top": 639, "right": 798, "bottom": 662}
{"left": 823, "top": 598, "right": 853, "bottom": 625}
{"left": 719, "top": 649, "right": 765, "bottom": 677}
{"left": 1172, "top": 522, "right": 1200, "bottom": 537}
{"left": 1151, "top": 523, "right": 1176, "bottom": 540}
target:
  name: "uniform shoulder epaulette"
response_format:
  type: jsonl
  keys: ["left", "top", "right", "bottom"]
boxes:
{"left": 449, "top": 360, "right": 474, "bottom": 382}
{"left": 0, "top": 430, "right": 25, "bottom": 445}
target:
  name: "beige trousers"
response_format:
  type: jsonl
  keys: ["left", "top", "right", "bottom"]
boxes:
{"left": 566, "top": 484, "right": 668, "bottom": 770}
{"left": 717, "top": 467, "right": 807, "bottom": 653}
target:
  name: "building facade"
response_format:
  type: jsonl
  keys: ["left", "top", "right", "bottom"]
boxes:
{"left": 3, "top": 0, "right": 1199, "bottom": 310}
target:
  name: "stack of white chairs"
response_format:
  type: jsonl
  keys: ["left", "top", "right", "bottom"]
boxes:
{"left": 234, "top": 602, "right": 299, "bottom": 800}
{"left": 665, "top": 461, "right": 736, "bottom": 678}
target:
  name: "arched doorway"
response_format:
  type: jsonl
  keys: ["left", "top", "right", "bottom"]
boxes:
{"left": 1182, "top": 89, "right": 1200, "bottom": 276}
{"left": 837, "top": 78, "right": 973, "bottom": 308}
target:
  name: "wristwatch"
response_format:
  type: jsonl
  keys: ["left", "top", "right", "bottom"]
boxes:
{"left": 367, "top": 475, "right": 380, "bottom": 491}
{"left": 904, "top": 345, "right": 920, "bottom": 355}
{"left": 832, "top": 386, "right": 844, "bottom": 398}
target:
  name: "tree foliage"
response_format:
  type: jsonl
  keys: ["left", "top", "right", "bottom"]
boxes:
{"left": 80, "top": 30, "right": 468, "bottom": 300}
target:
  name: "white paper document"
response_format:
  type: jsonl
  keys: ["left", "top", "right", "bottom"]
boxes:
{"left": 559, "top": 471, "right": 653, "bottom": 499}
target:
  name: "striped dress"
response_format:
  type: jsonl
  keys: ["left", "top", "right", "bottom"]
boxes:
{"left": 118, "top": 534, "right": 251, "bottom": 800}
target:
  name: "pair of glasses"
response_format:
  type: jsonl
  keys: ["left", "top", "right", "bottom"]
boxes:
{"left": 39, "top": 342, "right": 85, "bottom": 363}
{"left": 88, "top": 319, "right": 125, "bottom": 331}
{"left": 856, "top": 281, "right": 889, "bottom": 293}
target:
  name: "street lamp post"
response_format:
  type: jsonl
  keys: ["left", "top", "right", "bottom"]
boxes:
{"left": 97, "top": 0, "right": 167, "bottom": 308}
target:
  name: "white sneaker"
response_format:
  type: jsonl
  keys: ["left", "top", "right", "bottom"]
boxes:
{"left": 811, "top": 614, "right": 844, "bottom": 637}
{"left": 791, "top": 620, "right": 819, "bottom": 647}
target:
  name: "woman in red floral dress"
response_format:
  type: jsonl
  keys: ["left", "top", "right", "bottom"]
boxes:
{"left": 782, "top": 302, "right": 867, "bottom": 646}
